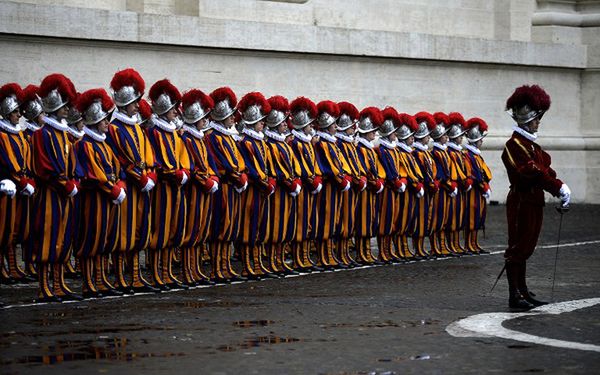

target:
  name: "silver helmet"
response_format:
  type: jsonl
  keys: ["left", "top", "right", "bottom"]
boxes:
{"left": 506, "top": 85, "right": 550, "bottom": 125}
{"left": 39, "top": 74, "right": 76, "bottom": 114}
{"left": 152, "top": 93, "right": 177, "bottom": 116}
{"left": 149, "top": 79, "right": 181, "bottom": 116}
{"left": 181, "top": 90, "right": 213, "bottom": 124}
{"left": 77, "top": 88, "right": 114, "bottom": 126}
{"left": 43, "top": 89, "right": 69, "bottom": 113}
{"left": 82, "top": 101, "right": 112, "bottom": 125}
{"left": 357, "top": 107, "right": 381, "bottom": 134}
{"left": 110, "top": 68, "right": 145, "bottom": 107}
{"left": 509, "top": 104, "right": 543, "bottom": 125}
{"left": 289, "top": 97, "right": 316, "bottom": 130}
{"left": 337, "top": 113, "right": 356, "bottom": 131}
{"left": 446, "top": 112, "right": 466, "bottom": 139}
{"left": 378, "top": 118, "right": 396, "bottom": 137}
{"left": 66, "top": 107, "right": 82, "bottom": 126}
{"left": 357, "top": 116, "right": 376, "bottom": 134}
{"left": 210, "top": 87, "right": 237, "bottom": 122}
{"left": 316, "top": 101, "right": 339, "bottom": 129}
{"left": 396, "top": 125, "right": 414, "bottom": 140}
{"left": 266, "top": 109, "right": 288, "bottom": 128}
{"left": 465, "top": 117, "right": 488, "bottom": 143}
{"left": 21, "top": 94, "right": 43, "bottom": 121}
{"left": 239, "top": 92, "right": 270, "bottom": 125}
{"left": 430, "top": 123, "right": 448, "bottom": 140}
{"left": 447, "top": 124, "right": 466, "bottom": 139}
{"left": 316, "top": 111, "right": 337, "bottom": 129}
{"left": 414, "top": 121, "right": 430, "bottom": 139}
{"left": 0, "top": 83, "right": 22, "bottom": 117}
{"left": 336, "top": 102, "right": 359, "bottom": 131}
{"left": 183, "top": 101, "right": 210, "bottom": 124}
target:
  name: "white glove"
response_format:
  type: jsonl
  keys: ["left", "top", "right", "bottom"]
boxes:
{"left": 376, "top": 184, "right": 385, "bottom": 194}
{"left": 416, "top": 187, "right": 425, "bottom": 199}
{"left": 68, "top": 185, "right": 78, "bottom": 197}
{"left": 141, "top": 178, "right": 155, "bottom": 193}
{"left": 21, "top": 183, "right": 35, "bottom": 196}
{"left": 235, "top": 180, "right": 248, "bottom": 193}
{"left": 208, "top": 179, "right": 219, "bottom": 194}
{"left": 482, "top": 188, "right": 491, "bottom": 199}
{"left": 466, "top": 184, "right": 472, "bottom": 192}
{"left": 290, "top": 183, "right": 302, "bottom": 197}
{"left": 180, "top": 172, "right": 189, "bottom": 186}
{"left": 559, "top": 183, "right": 571, "bottom": 207}
{"left": 311, "top": 182, "right": 322, "bottom": 195}
{"left": 0, "top": 179, "right": 17, "bottom": 197}
{"left": 450, "top": 187, "right": 458, "bottom": 198}
{"left": 112, "top": 188, "right": 126, "bottom": 205}
{"left": 342, "top": 180, "right": 351, "bottom": 192}
{"left": 397, "top": 182, "right": 406, "bottom": 193}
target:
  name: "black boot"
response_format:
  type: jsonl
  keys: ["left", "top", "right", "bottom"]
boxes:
{"left": 506, "top": 262, "right": 534, "bottom": 310}
{"left": 517, "top": 262, "right": 548, "bottom": 306}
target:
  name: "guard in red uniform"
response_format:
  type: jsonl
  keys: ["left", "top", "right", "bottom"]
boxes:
{"left": 502, "top": 84, "right": 570, "bottom": 310}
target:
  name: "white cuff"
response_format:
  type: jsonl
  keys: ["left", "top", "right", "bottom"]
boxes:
{"left": 311, "top": 183, "right": 322, "bottom": 195}
{"left": 0, "top": 179, "right": 17, "bottom": 197}
{"left": 416, "top": 187, "right": 425, "bottom": 198}
{"left": 208, "top": 180, "right": 219, "bottom": 194}
{"left": 68, "top": 185, "right": 79, "bottom": 197}
{"left": 141, "top": 178, "right": 155, "bottom": 192}
{"left": 235, "top": 181, "right": 248, "bottom": 193}
{"left": 112, "top": 188, "right": 126, "bottom": 204}
{"left": 376, "top": 184, "right": 384, "bottom": 194}
{"left": 180, "top": 172, "right": 189, "bottom": 185}
{"left": 21, "top": 183, "right": 35, "bottom": 196}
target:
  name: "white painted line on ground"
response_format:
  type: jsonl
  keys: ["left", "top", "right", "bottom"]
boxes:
{"left": 2, "top": 239, "right": 599, "bottom": 310}
{"left": 446, "top": 298, "right": 600, "bottom": 352}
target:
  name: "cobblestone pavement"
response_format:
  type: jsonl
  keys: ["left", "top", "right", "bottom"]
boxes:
{"left": 1, "top": 204, "right": 599, "bottom": 374}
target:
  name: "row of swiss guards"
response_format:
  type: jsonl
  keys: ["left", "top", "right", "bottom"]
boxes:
{"left": 0, "top": 69, "right": 492, "bottom": 302}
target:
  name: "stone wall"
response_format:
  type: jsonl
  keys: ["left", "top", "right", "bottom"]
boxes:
{"left": 1, "top": 0, "right": 598, "bottom": 203}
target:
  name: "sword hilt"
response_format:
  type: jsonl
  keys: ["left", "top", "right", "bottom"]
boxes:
{"left": 555, "top": 204, "right": 570, "bottom": 214}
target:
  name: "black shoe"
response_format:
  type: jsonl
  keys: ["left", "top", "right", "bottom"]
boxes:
{"left": 310, "top": 265, "right": 325, "bottom": 272}
{"left": 59, "top": 291, "right": 84, "bottom": 301}
{"left": 101, "top": 288, "right": 124, "bottom": 297}
{"left": 82, "top": 290, "right": 103, "bottom": 299}
{"left": 284, "top": 269, "right": 301, "bottom": 275}
{"left": 133, "top": 284, "right": 161, "bottom": 293}
{"left": 116, "top": 286, "right": 135, "bottom": 295}
{"left": 335, "top": 263, "right": 350, "bottom": 269}
{"left": 509, "top": 295, "right": 535, "bottom": 310}
{"left": 35, "top": 295, "right": 62, "bottom": 303}
{"left": 228, "top": 275, "right": 248, "bottom": 282}
{"left": 196, "top": 279, "right": 216, "bottom": 286}
{"left": 167, "top": 281, "right": 189, "bottom": 290}
{"left": 478, "top": 249, "right": 489, "bottom": 254}
{"left": 212, "top": 277, "right": 231, "bottom": 284}
{"left": 523, "top": 291, "right": 548, "bottom": 306}
{"left": 262, "top": 273, "right": 282, "bottom": 279}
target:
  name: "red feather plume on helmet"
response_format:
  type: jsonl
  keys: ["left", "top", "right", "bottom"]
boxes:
{"left": 337, "top": 101, "right": 359, "bottom": 120}
{"left": 149, "top": 79, "right": 181, "bottom": 103}
{"left": 317, "top": 100, "right": 340, "bottom": 118}
{"left": 21, "top": 85, "right": 39, "bottom": 104}
{"left": 138, "top": 99, "right": 152, "bottom": 121}
{"left": 433, "top": 112, "right": 449, "bottom": 126}
{"left": 466, "top": 117, "right": 488, "bottom": 132}
{"left": 448, "top": 112, "right": 466, "bottom": 128}
{"left": 76, "top": 88, "right": 114, "bottom": 114}
{"left": 506, "top": 84, "right": 551, "bottom": 112}
{"left": 382, "top": 107, "right": 401, "bottom": 126}
{"left": 398, "top": 113, "right": 418, "bottom": 132}
{"left": 182, "top": 89, "right": 214, "bottom": 111}
{"left": 39, "top": 74, "right": 77, "bottom": 104}
{"left": 290, "top": 96, "right": 317, "bottom": 118}
{"left": 414, "top": 111, "right": 436, "bottom": 131}
{"left": 0, "top": 83, "right": 24, "bottom": 103}
{"left": 360, "top": 107, "right": 384, "bottom": 127}
{"left": 110, "top": 68, "right": 145, "bottom": 94}
{"left": 268, "top": 95, "right": 289, "bottom": 113}
{"left": 210, "top": 87, "right": 237, "bottom": 108}
{"left": 239, "top": 92, "right": 271, "bottom": 114}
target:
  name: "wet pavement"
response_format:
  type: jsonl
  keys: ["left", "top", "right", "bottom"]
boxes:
{"left": 1, "top": 204, "right": 599, "bottom": 374}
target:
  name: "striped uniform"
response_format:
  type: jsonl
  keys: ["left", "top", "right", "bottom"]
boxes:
{"left": 106, "top": 115, "right": 156, "bottom": 254}
{"left": 411, "top": 145, "right": 437, "bottom": 256}
{"left": 429, "top": 144, "right": 457, "bottom": 255}
{"left": 446, "top": 145, "right": 470, "bottom": 231}
{"left": 463, "top": 144, "right": 492, "bottom": 251}
{"left": 395, "top": 143, "right": 424, "bottom": 257}
{"left": 355, "top": 138, "right": 385, "bottom": 262}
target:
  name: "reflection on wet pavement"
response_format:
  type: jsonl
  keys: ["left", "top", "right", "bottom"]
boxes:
{"left": 216, "top": 335, "right": 302, "bottom": 352}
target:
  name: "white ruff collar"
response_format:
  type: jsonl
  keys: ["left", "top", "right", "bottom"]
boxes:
{"left": 397, "top": 142, "right": 413, "bottom": 153}
{"left": 433, "top": 142, "right": 447, "bottom": 151}
{"left": 316, "top": 131, "right": 336, "bottom": 143}
{"left": 0, "top": 119, "right": 21, "bottom": 134}
{"left": 25, "top": 120, "right": 41, "bottom": 132}
{"left": 265, "top": 129, "right": 286, "bottom": 142}
{"left": 379, "top": 138, "right": 396, "bottom": 149}
{"left": 464, "top": 143, "right": 481, "bottom": 155}
{"left": 357, "top": 136, "right": 374, "bottom": 149}
{"left": 211, "top": 121, "right": 237, "bottom": 136}
{"left": 447, "top": 142, "right": 462, "bottom": 151}
{"left": 242, "top": 127, "right": 265, "bottom": 141}
{"left": 44, "top": 116, "right": 69, "bottom": 131}
{"left": 151, "top": 115, "right": 177, "bottom": 132}
{"left": 413, "top": 142, "right": 428, "bottom": 151}
{"left": 292, "top": 129, "right": 312, "bottom": 143}
{"left": 335, "top": 132, "right": 354, "bottom": 143}
{"left": 112, "top": 110, "right": 139, "bottom": 126}
{"left": 513, "top": 125, "right": 538, "bottom": 142}
{"left": 67, "top": 125, "right": 84, "bottom": 139}
{"left": 183, "top": 124, "right": 204, "bottom": 140}
{"left": 83, "top": 126, "right": 107, "bottom": 142}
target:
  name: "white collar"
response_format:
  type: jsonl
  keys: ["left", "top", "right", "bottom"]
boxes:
{"left": 357, "top": 136, "right": 374, "bottom": 149}
{"left": 433, "top": 142, "right": 447, "bottom": 151}
{"left": 335, "top": 132, "right": 354, "bottom": 143}
{"left": 242, "top": 127, "right": 265, "bottom": 141}
{"left": 25, "top": 120, "right": 41, "bottom": 132}
{"left": 183, "top": 124, "right": 204, "bottom": 140}
{"left": 413, "top": 142, "right": 428, "bottom": 151}
{"left": 151, "top": 115, "right": 177, "bottom": 132}
{"left": 397, "top": 142, "right": 413, "bottom": 153}
{"left": 210, "top": 121, "right": 237, "bottom": 136}
{"left": 44, "top": 116, "right": 69, "bottom": 131}
{"left": 265, "top": 128, "right": 286, "bottom": 142}
{"left": 112, "top": 110, "right": 139, "bottom": 126}
{"left": 464, "top": 143, "right": 481, "bottom": 155}
{"left": 67, "top": 125, "right": 84, "bottom": 139}
{"left": 512, "top": 125, "right": 538, "bottom": 142}
{"left": 0, "top": 119, "right": 22, "bottom": 134}
{"left": 316, "top": 130, "right": 336, "bottom": 143}
{"left": 447, "top": 142, "right": 463, "bottom": 151}
{"left": 379, "top": 138, "right": 396, "bottom": 149}
{"left": 292, "top": 129, "right": 312, "bottom": 143}
{"left": 83, "top": 126, "right": 107, "bottom": 142}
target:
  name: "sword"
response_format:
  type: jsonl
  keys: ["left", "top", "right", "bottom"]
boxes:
{"left": 489, "top": 263, "right": 506, "bottom": 294}
{"left": 550, "top": 204, "right": 569, "bottom": 301}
